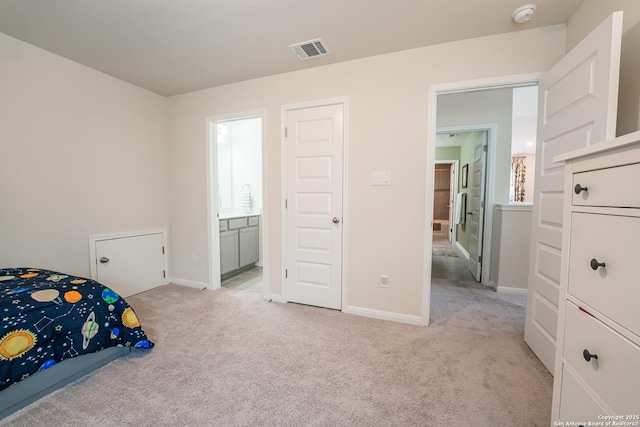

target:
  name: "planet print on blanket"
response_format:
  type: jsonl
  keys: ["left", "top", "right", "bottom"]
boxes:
{"left": 31, "top": 289, "right": 62, "bottom": 304}
{"left": 64, "top": 290, "right": 82, "bottom": 303}
{"left": 121, "top": 307, "right": 140, "bottom": 328}
{"left": 0, "top": 329, "right": 37, "bottom": 361}
{"left": 81, "top": 311, "right": 99, "bottom": 349}
{"left": 0, "top": 267, "right": 154, "bottom": 392}
{"left": 102, "top": 288, "right": 119, "bottom": 304}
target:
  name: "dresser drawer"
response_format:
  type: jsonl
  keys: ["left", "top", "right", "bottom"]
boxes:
{"left": 572, "top": 162, "right": 640, "bottom": 207}
{"left": 248, "top": 216, "right": 259, "bottom": 226}
{"left": 228, "top": 217, "right": 248, "bottom": 229}
{"left": 219, "top": 220, "right": 228, "bottom": 231}
{"left": 558, "top": 364, "right": 609, "bottom": 422}
{"left": 568, "top": 213, "right": 640, "bottom": 333}
{"left": 563, "top": 302, "right": 640, "bottom": 414}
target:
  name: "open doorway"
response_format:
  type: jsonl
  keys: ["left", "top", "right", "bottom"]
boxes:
{"left": 207, "top": 112, "right": 266, "bottom": 297}
{"left": 433, "top": 160, "right": 458, "bottom": 245}
{"left": 426, "top": 76, "right": 540, "bottom": 326}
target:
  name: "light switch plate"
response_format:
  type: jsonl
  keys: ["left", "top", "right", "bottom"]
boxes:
{"left": 372, "top": 171, "right": 391, "bottom": 186}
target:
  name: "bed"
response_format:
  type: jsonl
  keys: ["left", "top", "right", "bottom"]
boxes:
{"left": 0, "top": 267, "right": 153, "bottom": 418}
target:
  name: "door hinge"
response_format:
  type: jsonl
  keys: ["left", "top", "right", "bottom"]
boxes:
{"left": 481, "top": 201, "right": 484, "bottom": 208}
{"left": 285, "top": 127, "right": 288, "bottom": 137}
{"left": 162, "top": 246, "right": 165, "bottom": 254}
{"left": 483, "top": 144, "right": 488, "bottom": 152}
{"left": 285, "top": 199, "right": 288, "bottom": 209}
{"left": 478, "top": 256, "right": 482, "bottom": 264}
{"left": 285, "top": 269, "right": 288, "bottom": 278}
{"left": 163, "top": 270, "right": 166, "bottom": 278}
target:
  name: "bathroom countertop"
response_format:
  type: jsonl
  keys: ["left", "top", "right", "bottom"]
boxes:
{"left": 219, "top": 212, "right": 261, "bottom": 220}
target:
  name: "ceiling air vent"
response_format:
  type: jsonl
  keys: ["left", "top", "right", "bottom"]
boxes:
{"left": 289, "top": 38, "right": 331, "bottom": 60}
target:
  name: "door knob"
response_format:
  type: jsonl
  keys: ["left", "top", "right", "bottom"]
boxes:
{"left": 332, "top": 217, "right": 340, "bottom": 224}
{"left": 99, "top": 257, "right": 110, "bottom": 264}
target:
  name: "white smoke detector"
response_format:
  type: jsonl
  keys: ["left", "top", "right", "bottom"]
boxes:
{"left": 512, "top": 4, "right": 537, "bottom": 24}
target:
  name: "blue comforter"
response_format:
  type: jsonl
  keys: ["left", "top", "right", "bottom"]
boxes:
{"left": 0, "top": 268, "right": 153, "bottom": 391}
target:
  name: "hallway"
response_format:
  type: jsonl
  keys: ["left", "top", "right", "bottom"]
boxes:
{"left": 430, "top": 240, "right": 527, "bottom": 324}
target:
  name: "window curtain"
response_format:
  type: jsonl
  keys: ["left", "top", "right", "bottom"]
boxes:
{"left": 512, "top": 157, "right": 526, "bottom": 202}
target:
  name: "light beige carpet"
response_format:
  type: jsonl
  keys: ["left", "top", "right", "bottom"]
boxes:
{"left": 1, "top": 281, "right": 552, "bottom": 426}
{"left": 432, "top": 241, "right": 459, "bottom": 257}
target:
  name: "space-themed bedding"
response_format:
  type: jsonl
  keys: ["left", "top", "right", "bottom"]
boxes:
{"left": 0, "top": 267, "right": 153, "bottom": 392}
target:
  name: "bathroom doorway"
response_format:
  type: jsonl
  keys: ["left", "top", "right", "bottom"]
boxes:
{"left": 207, "top": 112, "right": 266, "bottom": 297}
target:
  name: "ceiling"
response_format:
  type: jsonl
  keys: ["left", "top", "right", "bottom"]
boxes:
{"left": 0, "top": 0, "right": 585, "bottom": 96}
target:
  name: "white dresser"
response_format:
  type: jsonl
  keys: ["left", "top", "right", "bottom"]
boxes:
{"left": 551, "top": 131, "right": 640, "bottom": 424}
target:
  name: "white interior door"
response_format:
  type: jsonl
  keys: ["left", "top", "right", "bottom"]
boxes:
{"left": 468, "top": 134, "right": 487, "bottom": 281}
{"left": 94, "top": 232, "right": 167, "bottom": 298}
{"left": 285, "top": 103, "right": 344, "bottom": 310}
{"left": 524, "top": 11, "right": 622, "bottom": 373}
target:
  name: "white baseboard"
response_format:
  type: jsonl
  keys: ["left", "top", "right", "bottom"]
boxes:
{"left": 266, "top": 293, "right": 286, "bottom": 303}
{"left": 454, "top": 241, "right": 470, "bottom": 260}
{"left": 170, "top": 278, "right": 209, "bottom": 290}
{"left": 343, "top": 305, "right": 425, "bottom": 326}
{"left": 496, "top": 286, "right": 528, "bottom": 295}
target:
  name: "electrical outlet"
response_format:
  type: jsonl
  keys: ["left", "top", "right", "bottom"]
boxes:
{"left": 192, "top": 254, "right": 199, "bottom": 265}
{"left": 380, "top": 275, "right": 389, "bottom": 288}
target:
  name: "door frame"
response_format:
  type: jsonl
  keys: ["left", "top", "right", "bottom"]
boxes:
{"left": 434, "top": 159, "right": 459, "bottom": 244}
{"left": 205, "top": 109, "right": 268, "bottom": 301}
{"left": 435, "top": 126, "right": 495, "bottom": 277}
{"left": 281, "top": 96, "right": 350, "bottom": 309}
{"left": 423, "top": 72, "right": 543, "bottom": 325}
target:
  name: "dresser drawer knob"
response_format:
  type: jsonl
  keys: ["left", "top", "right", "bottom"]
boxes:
{"left": 574, "top": 184, "right": 588, "bottom": 194}
{"left": 583, "top": 349, "right": 598, "bottom": 362}
{"left": 590, "top": 258, "right": 606, "bottom": 270}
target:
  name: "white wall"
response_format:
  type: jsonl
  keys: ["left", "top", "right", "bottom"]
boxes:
{"left": 0, "top": 33, "right": 169, "bottom": 278}
{"left": 168, "top": 25, "right": 566, "bottom": 318}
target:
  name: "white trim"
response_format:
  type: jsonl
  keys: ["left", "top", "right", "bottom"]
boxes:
{"left": 454, "top": 241, "right": 470, "bottom": 260}
{"left": 496, "top": 286, "right": 528, "bottom": 296}
{"left": 89, "top": 229, "right": 169, "bottom": 281}
{"left": 496, "top": 203, "right": 533, "bottom": 212}
{"left": 281, "top": 96, "right": 350, "bottom": 310}
{"left": 423, "top": 72, "right": 543, "bottom": 327}
{"left": 266, "top": 293, "right": 286, "bottom": 303}
{"left": 205, "top": 110, "right": 269, "bottom": 297}
{"left": 343, "top": 306, "right": 423, "bottom": 326}
{"left": 170, "top": 278, "right": 209, "bottom": 290}
{"left": 437, "top": 124, "right": 496, "bottom": 287}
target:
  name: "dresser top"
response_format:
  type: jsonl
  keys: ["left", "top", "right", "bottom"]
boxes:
{"left": 554, "top": 129, "right": 640, "bottom": 163}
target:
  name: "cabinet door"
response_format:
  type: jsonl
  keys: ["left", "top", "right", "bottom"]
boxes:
{"left": 220, "top": 230, "right": 239, "bottom": 275}
{"left": 239, "top": 226, "right": 259, "bottom": 267}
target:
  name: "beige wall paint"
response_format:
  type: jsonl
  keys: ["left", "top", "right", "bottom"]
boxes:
{"left": 489, "top": 206, "right": 532, "bottom": 290}
{"left": 0, "top": 33, "right": 170, "bottom": 278}
{"left": 168, "top": 25, "right": 566, "bottom": 318}
{"left": 567, "top": 1, "right": 640, "bottom": 136}
{"left": 436, "top": 88, "right": 514, "bottom": 205}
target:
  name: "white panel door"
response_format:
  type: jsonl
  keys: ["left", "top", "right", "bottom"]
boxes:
{"left": 95, "top": 232, "right": 166, "bottom": 298}
{"left": 468, "top": 135, "right": 487, "bottom": 281}
{"left": 525, "top": 11, "right": 622, "bottom": 373}
{"left": 285, "top": 103, "right": 344, "bottom": 310}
